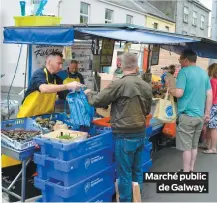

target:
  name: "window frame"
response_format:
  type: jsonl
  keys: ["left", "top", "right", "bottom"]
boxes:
{"left": 80, "top": 2, "right": 90, "bottom": 24}
{"left": 165, "top": 26, "right": 170, "bottom": 32}
{"left": 153, "top": 22, "right": 158, "bottom": 29}
{"left": 126, "top": 15, "right": 133, "bottom": 24}
{"left": 192, "top": 11, "right": 197, "bottom": 26}
{"left": 183, "top": 6, "right": 189, "bottom": 23}
{"left": 105, "top": 8, "right": 113, "bottom": 24}
{"left": 200, "top": 15, "right": 205, "bottom": 29}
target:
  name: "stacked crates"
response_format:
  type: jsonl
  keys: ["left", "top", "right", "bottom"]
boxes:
{"left": 33, "top": 128, "right": 116, "bottom": 202}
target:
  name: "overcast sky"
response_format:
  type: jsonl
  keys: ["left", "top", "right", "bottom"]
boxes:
{"left": 199, "top": 0, "right": 212, "bottom": 10}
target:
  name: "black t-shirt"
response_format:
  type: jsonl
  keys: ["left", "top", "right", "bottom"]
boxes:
{"left": 23, "top": 68, "right": 67, "bottom": 102}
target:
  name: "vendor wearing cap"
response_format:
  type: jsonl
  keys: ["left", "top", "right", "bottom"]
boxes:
{"left": 160, "top": 66, "right": 169, "bottom": 88}
{"left": 17, "top": 52, "right": 83, "bottom": 118}
{"left": 63, "top": 60, "right": 85, "bottom": 85}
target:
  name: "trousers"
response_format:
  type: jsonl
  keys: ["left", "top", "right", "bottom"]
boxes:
{"left": 115, "top": 133, "right": 145, "bottom": 202}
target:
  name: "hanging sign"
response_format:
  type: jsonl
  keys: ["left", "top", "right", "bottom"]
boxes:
{"left": 151, "top": 45, "right": 160, "bottom": 66}
{"left": 100, "top": 39, "right": 115, "bottom": 66}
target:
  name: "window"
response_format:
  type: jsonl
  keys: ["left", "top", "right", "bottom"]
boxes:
{"left": 193, "top": 11, "right": 197, "bottom": 26}
{"left": 153, "top": 22, "right": 158, "bottom": 29}
{"left": 184, "top": 7, "right": 189, "bottom": 23}
{"left": 201, "top": 15, "right": 205, "bottom": 29}
{"left": 165, "top": 26, "right": 169, "bottom": 32}
{"left": 182, "top": 31, "right": 187, "bottom": 35}
{"left": 105, "top": 9, "right": 113, "bottom": 23}
{"left": 126, "top": 15, "right": 133, "bottom": 24}
{"left": 80, "top": 2, "right": 89, "bottom": 24}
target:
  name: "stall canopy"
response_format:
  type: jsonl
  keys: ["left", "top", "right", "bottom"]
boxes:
{"left": 3, "top": 24, "right": 217, "bottom": 59}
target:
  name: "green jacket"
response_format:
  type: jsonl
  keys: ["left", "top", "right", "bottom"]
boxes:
{"left": 87, "top": 74, "right": 152, "bottom": 135}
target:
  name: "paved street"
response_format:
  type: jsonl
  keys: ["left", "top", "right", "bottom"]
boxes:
{"left": 142, "top": 147, "right": 217, "bottom": 202}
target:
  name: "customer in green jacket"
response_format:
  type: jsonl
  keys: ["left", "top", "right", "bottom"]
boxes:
{"left": 84, "top": 53, "right": 152, "bottom": 202}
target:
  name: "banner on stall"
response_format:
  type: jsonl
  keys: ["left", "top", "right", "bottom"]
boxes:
{"left": 32, "top": 45, "right": 64, "bottom": 73}
{"left": 32, "top": 44, "right": 93, "bottom": 78}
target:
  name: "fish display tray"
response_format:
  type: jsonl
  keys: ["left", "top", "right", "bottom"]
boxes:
{"left": 31, "top": 113, "right": 75, "bottom": 134}
{"left": 34, "top": 165, "right": 115, "bottom": 202}
{"left": 1, "top": 118, "right": 41, "bottom": 151}
{"left": 34, "top": 146, "right": 113, "bottom": 186}
{"left": 34, "top": 129, "right": 113, "bottom": 161}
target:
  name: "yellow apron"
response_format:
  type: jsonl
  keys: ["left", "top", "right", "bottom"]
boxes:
{"left": 63, "top": 77, "right": 80, "bottom": 85}
{"left": 2, "top": 68, "right": 57, "bottom": 168}
{"left": 63, "top": 75, "right": 81, "bottom": 84}
{"left": 17, "top": 68, "right": 57, "bottom": 118}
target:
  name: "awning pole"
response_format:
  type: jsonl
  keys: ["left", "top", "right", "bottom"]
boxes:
{"left": 27, "top": 45, "right": 33, "bottom": 84}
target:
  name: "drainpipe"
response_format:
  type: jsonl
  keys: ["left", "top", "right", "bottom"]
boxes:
{"left": 57, "top": 0, "right": 63, "bottom": 17}
{"left": 210, "top": 0, "right": 217, "bottom": 64}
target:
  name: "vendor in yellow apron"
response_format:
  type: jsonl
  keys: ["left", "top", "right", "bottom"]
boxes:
{"left": 17, "top": 68, "right": 57, "bottom": 118}
{"left": 63, "top": 60, "right": 85, "bottom": 85}
{"left": 2, "top": 68, "right": 57, "bottom": 168}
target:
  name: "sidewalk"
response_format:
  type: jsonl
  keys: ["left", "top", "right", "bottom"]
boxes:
{"left": 142, "top": 147, "right": 217, "bottom": 202}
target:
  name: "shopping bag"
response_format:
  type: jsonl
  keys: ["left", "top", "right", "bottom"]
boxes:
{"left": 153, "top": 89, "right": 177, "bottom": 123}
{"left": 162, "top": 122, "right": 176, "bottom": 137}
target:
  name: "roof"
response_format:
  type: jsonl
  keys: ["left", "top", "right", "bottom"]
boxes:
{"left": 104, "top": 0, "right": 144, "bottom": 13}
{"left": 103, "top": 0, "right": 175, "bottom": 23}
{"left": 134, "top": 0, "right": 175, "bottom": 23}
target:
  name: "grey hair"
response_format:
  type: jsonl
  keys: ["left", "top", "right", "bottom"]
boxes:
{"left": 120, "top": 53, "right": 138, "bottom": 70}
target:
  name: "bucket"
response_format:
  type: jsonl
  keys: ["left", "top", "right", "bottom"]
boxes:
{"left": 14, "top": 16, "right": 61, "bottom": 26}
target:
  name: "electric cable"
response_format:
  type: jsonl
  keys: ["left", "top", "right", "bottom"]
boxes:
{"left": 7, "top": 45, "right": 23, "bottom": 119}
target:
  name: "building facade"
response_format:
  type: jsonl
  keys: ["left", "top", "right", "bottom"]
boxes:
{"left": 148, "top": 0, "right": 210, "bottom": 37}
{"left": 135, "top": 0, "right": 176, "bottom": 32}
{"left": 176, "top": 0, "right": 210, "bottom": 37}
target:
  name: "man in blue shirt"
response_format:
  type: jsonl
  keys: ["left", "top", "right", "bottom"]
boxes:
{"left": 160, "top": 66, "right": 169, "bottom": 88}
{"left": 169, "top": 49, "right": 213, "bottom": 172}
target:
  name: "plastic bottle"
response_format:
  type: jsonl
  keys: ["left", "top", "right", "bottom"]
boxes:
{"left": 35, "top": 0, "right": 48, "bottom": 16}
{"left": 19, "top": 0, "right": 26, "bottom": 16}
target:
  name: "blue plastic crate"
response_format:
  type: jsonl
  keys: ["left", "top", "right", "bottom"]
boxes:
{"left": 144, "top": 137, "right": 150, "bottom": 145}
{"left": 142, "top": 159, "right": 152, "bottom": 172}
{"left": 1, "top": 117, "right": 39, "bottom": 131}
{"left": 35, "top": 187, "right": 115, "bottom": 202}
{"left": 146, "top": 126, "right": 153, "bottom": 139}
{"left": 1, "top": 118, "right": 41, "bottom": 151}
{"left": 34, "top": 146, "right": 113, "bottom": 186}
{"left": 87, "top": 186, "right": 115, "bottom": 202}
{"left": 142, "top": 142, "right": 152, "bottom": 164}
{"left": 34, "top": 165, "right": 115, "bottom": 202}
{"left": 34, "top": 130, "right": 113, "bottom": 161}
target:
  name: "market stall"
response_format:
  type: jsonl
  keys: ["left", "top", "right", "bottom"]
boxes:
{"left": 2, "top": 23, "right": 217, "bottom": 202}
